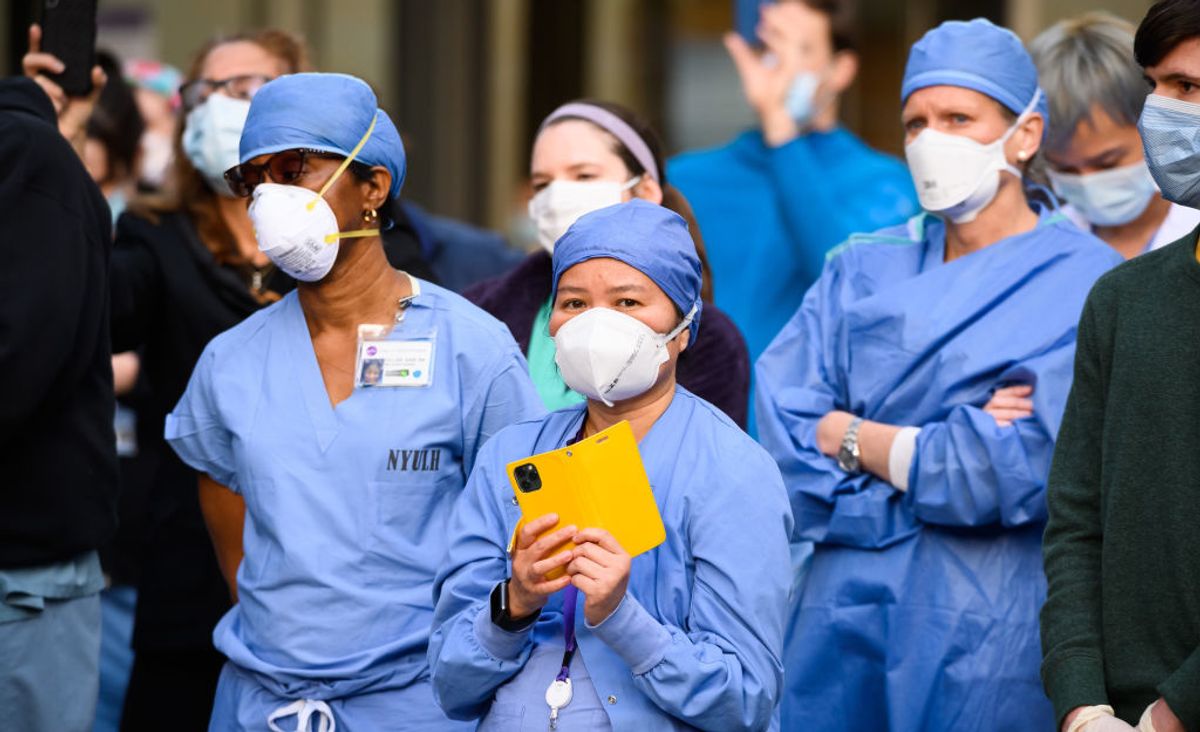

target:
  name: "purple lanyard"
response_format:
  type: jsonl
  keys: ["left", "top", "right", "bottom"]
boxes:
{"left": 556, "top": 586, "right": 579, "bottom": 682}
{"left": 554, "top": 418, "right": 590, "bottom": 683}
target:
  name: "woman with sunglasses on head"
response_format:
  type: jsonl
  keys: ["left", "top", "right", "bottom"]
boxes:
{"left": 466, "top": 101, "right": 752, "bottom": 428}
{"left": 166, "top": 72, "right": 541, "bottom": 730}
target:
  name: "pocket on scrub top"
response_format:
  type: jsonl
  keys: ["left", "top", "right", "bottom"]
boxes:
{"left": 367, "top": 472, "right": 459, "bottom": 564}
{"left": 476, "top": 702, "right": 526, "bottom": 731}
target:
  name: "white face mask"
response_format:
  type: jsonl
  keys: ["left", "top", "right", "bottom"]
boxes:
{"left": 905, "top": 90, "right": 1040, "bottom": 223}
{"left": 248, "top": 115, "right": 381, "bottom": 283}
{"left": 182, "top": 94, "right": 251, "bottom": 197}
{"left": 139, "top": 130, "right": 175, "bottom": 188}
{"left": 553, "top": 304, "right": 695, "bottom": 407}
{"left": 1047, "top": 160, "right": 1159, "bottom": 227}
{"left": 528, "top": 177, "right": 640, "bottom": 253}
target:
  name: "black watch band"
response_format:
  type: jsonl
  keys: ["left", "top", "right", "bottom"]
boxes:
{"left": 490, "top": 580, "right": 538, "bottom": 632}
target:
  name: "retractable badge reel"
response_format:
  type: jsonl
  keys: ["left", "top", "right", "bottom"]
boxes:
{"left": 354, "top": 276, "right": 437, "bottom": 389}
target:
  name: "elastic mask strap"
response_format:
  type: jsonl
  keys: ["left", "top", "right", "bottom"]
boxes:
{"left": 662, "top": 303, "right": 698, "bottom": 343}
{"left": 324, "top": 229, "right": 378, "bottom": 245}
{"left": 998, "top": 89, "right": 1043, "bottom": 179}
{"left": 620, "top": 176, "right": 642, "bottom": 192}
{"left": 307, "top": 111, "right": 379, "bottom": 212}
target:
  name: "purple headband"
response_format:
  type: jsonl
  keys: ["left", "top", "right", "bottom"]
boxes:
{"left": 539, "top": 102, "right": 660, "bottom": 182}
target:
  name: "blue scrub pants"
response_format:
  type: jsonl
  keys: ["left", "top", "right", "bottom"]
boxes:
{"left": 0, "top": 592, "right": 101, "bottom": 732}
{"left": 209, "top": 662, "right": 477, "bottom": 731}
{"left": 93, "top": 585, "right": 136, "bottom": 732}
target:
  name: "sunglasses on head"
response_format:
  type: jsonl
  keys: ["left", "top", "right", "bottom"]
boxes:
{"left": 223, "top": 148, "right": 349, "bottom": 198}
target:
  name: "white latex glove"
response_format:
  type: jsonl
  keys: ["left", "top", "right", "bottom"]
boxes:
{"left": 1137, "top": 703, "right": 1159, "bottom": 732}
{"left": 1068, "top": 706, "right": 1137, "bottom": 732}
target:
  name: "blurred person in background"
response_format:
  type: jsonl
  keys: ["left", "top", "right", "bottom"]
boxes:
{"left": 1040, "top": 1, "right": 1200, "bottom": 730}
{"left": 756, "top": 19, "right": 1121, "bottom": 730}
{"left": 1031, "top": 12, "right": 1200, "bottom": 260}
{"left": 468, "top": 100, "right": 752, "bottom": 427}
{"left": 124, "top": 59, "right": 183, "bottom": 191}
{"left": 1, "top": 55, "right": 116, "bottom": 732}
{"left": 79, "top": 48, "right": 156, "bottom": 732}
{"left": 670, "top": 0, "right": 917, "bottom": 373}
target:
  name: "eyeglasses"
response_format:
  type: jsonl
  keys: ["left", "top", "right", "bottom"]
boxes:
{"left": 224, "top": 149, "right": 344, "bottom": 198}
{"left": 180, "top": 74, "right": 275, "bottom": 110}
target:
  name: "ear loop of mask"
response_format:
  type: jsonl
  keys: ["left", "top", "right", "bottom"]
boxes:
{"left": 997, "top": 89, "right": 1042, "bottom": 180}
{"left": 306, "top": 111, "right": 382, "bottom": 244}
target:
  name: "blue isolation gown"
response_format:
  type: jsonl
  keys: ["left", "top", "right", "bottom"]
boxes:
{"left": 165, "top": 282, "right": 543, "bottom": 730}
{"left": 428, "top": 387, "right": 793, "bottom": 731}
{"left": 669, "top": 128, "right": 918, "bottom": 365}
{"left": 755, "top": 210, "right": 1121, "bottom": 731}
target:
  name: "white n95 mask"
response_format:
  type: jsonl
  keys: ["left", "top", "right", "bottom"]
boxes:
{"left": 248, "top": 114, "right": 381, "bottom": 282}
{"left": 528, "top": 177, "right": 639, "bottom": 253}
{"left": 182, "top": 94, "right": 251, "bottom": 197}
{"left": 553, "top": 305, "right": 695, "bottom": 407}
{"left": 1047, "top": 161, "right": 1159, "bottom": 227}
{"left": 905, "top": 90, "right": 1041, "bottom": 223}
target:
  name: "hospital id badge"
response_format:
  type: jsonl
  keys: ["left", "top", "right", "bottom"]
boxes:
{"left": 355, "top": 324, "right": 436, "bottom": 388}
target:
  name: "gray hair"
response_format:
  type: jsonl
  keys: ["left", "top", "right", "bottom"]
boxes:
{"left": 1029, "top": 12, "right": 1147, "bottom": 154}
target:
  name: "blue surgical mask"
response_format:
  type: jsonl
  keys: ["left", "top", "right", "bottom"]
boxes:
{"left": 1047, "top": 161, "right": 1159, "bottom": 227}
{"left": 1138, "top": 94, "right": 1200, "bottom": 208}
{"left": 785, "top": 71, "right": 820, "bottom": 126}
{"left": 182, "top": 94, "right": 251, "bottom": 197}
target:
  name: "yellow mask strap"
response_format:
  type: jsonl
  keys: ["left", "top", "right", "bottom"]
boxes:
{"left": 306, "top": 111, "right": 380, "bottom": 212}
{"left": 323, "top": 228, "right": 378, "bottom": 245}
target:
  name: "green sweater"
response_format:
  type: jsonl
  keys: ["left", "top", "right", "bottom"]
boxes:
{"left": 1041, "top": 228, "right": 1200, "bottom": 729}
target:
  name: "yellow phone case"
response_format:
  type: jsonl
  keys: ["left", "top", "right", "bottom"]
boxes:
{"left": 506, "top": 420, "right": 665, "bottom": 578}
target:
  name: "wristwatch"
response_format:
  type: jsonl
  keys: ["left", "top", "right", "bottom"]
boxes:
{"left": 490, "top": 580, "right": 539, "bottom": 632}
{"left": 836, "top": 416, "right": 864, "bottom": 473}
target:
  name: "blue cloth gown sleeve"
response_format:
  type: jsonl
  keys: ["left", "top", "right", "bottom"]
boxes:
{"left": 755, "top": 257, "right": 913, "bottom": 549}
{"left": 583, "top": 445, "right": 791, "bottom": 732}
{"left": 164, "top": 345, "right": 240, "bottom": 490}
{"left": 427, "top": 435, "right": 532, "bottom": 721}
{"left": 908, "top": 349, "right": 1068, "bottom": 529}
{"left": 757, "top": 252, "right": 1072, "bottom": 549}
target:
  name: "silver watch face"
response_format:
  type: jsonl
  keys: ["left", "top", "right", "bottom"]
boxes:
{"left": 837, "top": 446, "right": 860, "bottom": 472}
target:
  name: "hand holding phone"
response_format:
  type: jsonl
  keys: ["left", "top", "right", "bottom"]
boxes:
{"left": 21, "top": 22, "right": 106, "bottom": 151}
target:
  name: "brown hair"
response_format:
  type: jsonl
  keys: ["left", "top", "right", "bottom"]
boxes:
{"left": 544, "top": 99, "right": 716, "bottom": 303}
{"left": 127, "top": 29, "right": 310, "bottom": 270}
{"left": 787, "top": 0, "right": 857, "bottom": 53}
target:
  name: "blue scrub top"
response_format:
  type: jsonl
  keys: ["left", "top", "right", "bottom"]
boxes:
{"left": 669, "top": 127, "right": 918, "bottom": 364}
{"left": 755, "top": 210, "right": 1122, "bottom": 731}
{"left": 165, "top": 281, "right": 543, "bottom": 698}
{"left": 428, "top": 388, "right": 794, "bottom": 731}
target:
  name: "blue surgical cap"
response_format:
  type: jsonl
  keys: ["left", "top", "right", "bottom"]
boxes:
{"left": 239, "top": 73, "right": 406, "bottom": 199}
{"left": 552, "top": 199, "right": 703, "bottom": 343}
{"left": 902, "top": 18, "right": 1048, "bottom": 125}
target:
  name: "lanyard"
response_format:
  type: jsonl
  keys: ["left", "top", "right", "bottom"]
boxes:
{"left": 557, "top": 586, "right": 579, "bottom": 682}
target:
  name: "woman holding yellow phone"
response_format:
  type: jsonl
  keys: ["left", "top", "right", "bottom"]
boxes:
{"left": 429, "top": 200, "right": 793, "bottom": 731}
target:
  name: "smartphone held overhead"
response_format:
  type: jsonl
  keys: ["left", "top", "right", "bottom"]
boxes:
{"left": 39, "top": 0, "right": 99, "bottom": 97}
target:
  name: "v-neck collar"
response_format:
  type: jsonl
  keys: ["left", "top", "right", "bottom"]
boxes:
{"left": 284, "top": 275, "right": 430, "bottom": 452}
{"left": 286, "top": 294, "right": 342, "bottom": 453}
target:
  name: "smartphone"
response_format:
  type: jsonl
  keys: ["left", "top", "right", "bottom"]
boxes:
{"left": 734, "top": 0, "right": 773, "bottom": 45}
{"left": 40, "top": 0, "right": 99, "bottom": 97}
{"left": 507, "top": 421, "right": 665, "bottom": 580}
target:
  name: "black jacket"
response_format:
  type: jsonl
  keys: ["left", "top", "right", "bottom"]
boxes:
{"left": 0, "top": 77, "right": 119, "bottom": 568}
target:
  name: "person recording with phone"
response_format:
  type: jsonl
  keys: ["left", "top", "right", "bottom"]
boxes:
{"left": 429, "top": 200, "right": 793, "bottom": 731}
{"left": 0, "top": 61, "right": 115, "bottom": 732}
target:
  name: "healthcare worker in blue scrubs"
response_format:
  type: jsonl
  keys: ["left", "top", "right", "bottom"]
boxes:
{"left": 165, "top": 73, "right": 543, "bottom": 731}
{"left": 429, "top": 200, "right": 793, "bottom": 731}
{"left": 755, "top": 20, "right": 1123, "bottom": 731}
